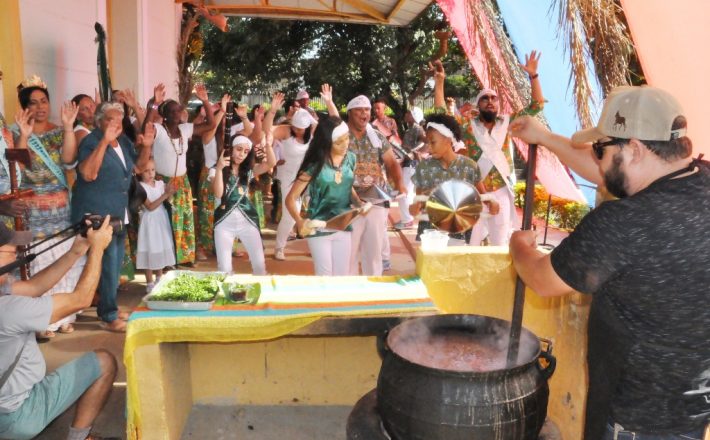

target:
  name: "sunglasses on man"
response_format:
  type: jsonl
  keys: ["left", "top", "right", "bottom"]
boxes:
{"left": 592, "top": 138, "right": 626, "bottom": 160}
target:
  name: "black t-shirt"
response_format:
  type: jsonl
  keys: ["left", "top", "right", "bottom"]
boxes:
{"left": 551, "top": 162, "right": 710, "bottom": 439}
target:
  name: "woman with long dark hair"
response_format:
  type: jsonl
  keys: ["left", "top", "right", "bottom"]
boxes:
{"left": 212, "top": 135, "right": 275, "bottom": 274}
{"left": 286, "top": 115, "right": 363, "bottom": 276}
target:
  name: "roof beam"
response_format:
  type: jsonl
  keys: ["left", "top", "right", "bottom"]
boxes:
{"left": 387, "top": 0, "right": 407, "bottom": 21}
{"left": 339, "top": 0, "right": 388, "bottom": 23}
{"left": 206, "top": 4, "right": 374, "bottom": 22}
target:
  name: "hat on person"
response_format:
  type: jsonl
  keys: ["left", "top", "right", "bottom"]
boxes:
{"left": 346, "top": 95, "right": 371, "bottom": 111}
{"left": 0, "top": 223, "right": 32, "bottom": 247}
{"left": 291, "top": 108, "right": 317, "bottom": 129}
{"left": 572, "top": 85, "right": 686, "bottom": 144}
{"left": 475, "top": 88, "right": 497, "bottom": 105}
{"left": 296, "top": 90, "right": 309, "bottom": 100}
{"left": 410, "top": 107, "right": 424, "bottom": 124}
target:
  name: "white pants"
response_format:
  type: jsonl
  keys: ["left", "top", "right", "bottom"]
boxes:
{"left": 275, "top": 181, "right": 300, "bottom": 252}
{"left": 397, "top": 166, "right": 415, "bottom": 223}
{"left": 307, "top": 231, "right": 352, "bottom": 275}
{"left": 350, "top": 205, "right": 388, "bottom": 276}
{"left": 469, "top": 186, "right": 516, "bottom": 246}
{"left": 214, "top": 209, "right": 266, "bottom": 275}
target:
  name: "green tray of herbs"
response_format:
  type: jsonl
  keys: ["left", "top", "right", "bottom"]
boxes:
{"left": 144, "top": 271, "right": 226, "bottom": 311}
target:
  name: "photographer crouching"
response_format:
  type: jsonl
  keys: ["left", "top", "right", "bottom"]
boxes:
{"left": 0, "top": 218, "right": 117, "bottom": 440}
{"left": 71, "top": 102, "right": 154, "bottom": 332}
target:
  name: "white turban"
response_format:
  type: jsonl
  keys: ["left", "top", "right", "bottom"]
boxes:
{"left": 475, "top": 88, "right": 498, "bottom": 105}
{"left": 346, "top": 95, "right": 371, "bottom": 111}
{"left": 296, "top": 90, "right": 309, "bottom": 100}
{"left": 331, "top": 121, "right": 349, "bottom": 141}
{"left": 291, "top": 108, "right": 317, "bottom": 129}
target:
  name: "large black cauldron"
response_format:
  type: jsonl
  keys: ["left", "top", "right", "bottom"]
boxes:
{"left": 377, "top": 314, "right": 555, "bottom": 440}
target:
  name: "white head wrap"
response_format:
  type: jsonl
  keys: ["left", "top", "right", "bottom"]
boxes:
{"left": 346, "top": 95, "right": 371, "bottom": 111}
{"left": 426, "top": 122, "right": 456, "bottom": 141}
{"left": 296, "top": 90, "right": 309, "bottom": 100}
{"left": 291, "top": 108, "right": 317, "bottom": 129}
{"left": 232, "top": 135, "right": 253, "bottom": 148}
{"left": 331, "top": 121, "right": 349, "bottom": 141}
{"left": 410, "top": 107, "right": 424, "bottom": 124}
{"left": 475, "top": 88, "right": 498, "bottom": 105}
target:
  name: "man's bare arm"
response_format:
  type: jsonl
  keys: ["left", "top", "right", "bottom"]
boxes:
{"left": 509, "top": 230, "right": 574, "bottom": 297}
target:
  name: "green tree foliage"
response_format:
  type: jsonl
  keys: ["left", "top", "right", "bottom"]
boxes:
{"left": 196, "top": 3, "right": 477, "bottom": 126}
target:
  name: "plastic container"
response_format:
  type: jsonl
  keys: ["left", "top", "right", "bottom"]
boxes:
{"left": 420, "top": 229, "right": 449, "bottom": 251}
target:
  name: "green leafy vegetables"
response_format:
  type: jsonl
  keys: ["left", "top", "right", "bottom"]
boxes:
{"left": 149, "top": 274, "right": 223, "bottom": 302}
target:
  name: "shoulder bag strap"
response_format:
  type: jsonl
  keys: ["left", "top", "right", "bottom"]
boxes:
{"left": 0, "top": 340, "right": 27, "bottom": 390}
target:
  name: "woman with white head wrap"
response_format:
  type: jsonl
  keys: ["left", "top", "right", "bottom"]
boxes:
{"left": 263, "top": 92, "right": 318, "bottom": 262}
{"left": 212, "top": 134, "right": 276, "bottom": 275}
{"left": 410, "top": 113, "right": 499, "bottom": 242}
{"left": 286, "top": 116, "right": 365, "bottom": 276}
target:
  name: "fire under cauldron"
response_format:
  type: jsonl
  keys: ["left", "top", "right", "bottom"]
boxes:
{"left": 347, "top": 314, "right": 557, "bottom": 440}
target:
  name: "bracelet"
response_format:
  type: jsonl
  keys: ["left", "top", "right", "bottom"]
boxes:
{"left": 529, "top": 73, "right": 539, "bottom": 80}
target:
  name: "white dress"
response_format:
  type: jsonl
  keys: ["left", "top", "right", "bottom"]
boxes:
{"left": 136, "top": 180, "right": 176, "bottom": 270}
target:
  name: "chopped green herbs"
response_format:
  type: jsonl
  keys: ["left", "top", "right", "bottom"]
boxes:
{"left": 149, "top": 274, "right": 223, "bottom": 302}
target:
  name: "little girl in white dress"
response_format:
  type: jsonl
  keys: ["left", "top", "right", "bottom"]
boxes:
{"left": 136, "top": 159, "right": 177, "bottom": 292}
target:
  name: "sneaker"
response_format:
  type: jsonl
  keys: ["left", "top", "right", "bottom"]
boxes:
{"left": 382, "top": 259, "right": 391, "bottom": 271}
{"left": 146, "top": 282, "right": 155, "bottom": 293}
{"left": 274, "top": 248, "right": 286, "bottom": 261}
{"left": 394, "top": 220, "right": 415, "bottom": 230}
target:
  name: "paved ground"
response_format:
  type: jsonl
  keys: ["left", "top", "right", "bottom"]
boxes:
{"left": 33, "top": 201, "right": 568, "bottom": 439}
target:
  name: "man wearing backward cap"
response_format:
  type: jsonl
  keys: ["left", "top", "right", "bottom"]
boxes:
{"left": 322, "top": 87, "right": 405, "bottom": 276}
{"left": 433, "top": 51, "right": 545, "bottom": 246}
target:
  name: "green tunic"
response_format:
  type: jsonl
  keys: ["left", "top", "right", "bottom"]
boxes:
{"left": 214, "top": 173, "right": 260, "bottom": 229}
{"left": 305, "top": 151, "right": 356, "bottom": 235}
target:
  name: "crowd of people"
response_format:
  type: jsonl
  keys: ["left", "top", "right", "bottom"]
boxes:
{"left": 0, "top": 46, "right": 708, "bottom": 440}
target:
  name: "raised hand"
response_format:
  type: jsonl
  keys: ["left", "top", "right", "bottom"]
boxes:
{"left": 520, "top": 50, "right": 541, "bottom": 78}
{"left": 216, "top": 150, "right": 231, "bottom": 170}
{"left": 138, "top": 121, "right": 156, "bottom": 147}
{"left": 60, "top": 101, "right": 79, "bottom": 129}
{"left": 194, "top": 83, "right": 209, "bottom": 102}
{"left": 123, "top": 88, "right": 139, "bottom": 109}
{"left": 153, "top": 83, "right": 166, "bottom": 105}
{"left": 235, "top": 103, "right": 248, "bottom": 120}
{"left": 15, "top": 109, "right": 34, "bottom": 137}
{"left": 509, "top": 115, "right": 549, "bottom": 145}
{"left": 320, "top": 84, "right": 333, "bottom": 103}
{"left": 270, "top": 92, "right": 285, "bottom": 113}
{"left": 429, "top": 60, "right": 446, "bottom": 81}
{"left": 220, "top": 94, "right": 231, "bottom": 112}
{"left": 102, "top": 119, "right": 122, "bottom": 144}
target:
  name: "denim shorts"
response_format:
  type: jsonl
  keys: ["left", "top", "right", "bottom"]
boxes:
{"left": 0, "top": 352, "right": 101, "bottom": 440}
{"left": 604, "top": 421, "right": 706, "bottom": 440}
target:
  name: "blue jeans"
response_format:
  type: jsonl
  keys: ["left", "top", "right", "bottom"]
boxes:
{"left": 604, "top": 421, "right": 705, "bottom": 440}
{"left": 0, "top": 352, "right": 101, "bottom": 439}
{"left": 97, "top": 230, "right": 126, "bottom": 323}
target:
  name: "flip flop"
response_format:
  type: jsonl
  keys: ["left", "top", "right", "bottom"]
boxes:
{"left": 100, "top": 320, "right": 127, "bottom": 333}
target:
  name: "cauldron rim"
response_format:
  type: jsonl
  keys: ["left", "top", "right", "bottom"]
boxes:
{"left": 385, "top": 314, "right": 542, "bottom": 375}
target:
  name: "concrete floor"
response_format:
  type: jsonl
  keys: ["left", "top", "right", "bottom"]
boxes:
{"left": 33, "top": 202, "right": 568, "bottom": 439}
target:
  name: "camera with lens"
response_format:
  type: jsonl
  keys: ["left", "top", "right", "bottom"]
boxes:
{"left": 79, "top": 214, "right": 124, "bottom": 237}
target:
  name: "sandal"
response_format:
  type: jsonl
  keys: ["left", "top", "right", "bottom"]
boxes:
{"left": 118, "top": 310, "right": 132, "bottom": 320}
{"left": 100, "top": 320, "right": 127, "bottom": 333}
{"left": 58, "top": 324, "right": 75, "bottom": 334}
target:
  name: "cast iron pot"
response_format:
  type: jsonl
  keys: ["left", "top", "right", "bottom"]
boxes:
{"left": 377, "top": 314, "right": 556, "bottom": 440}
